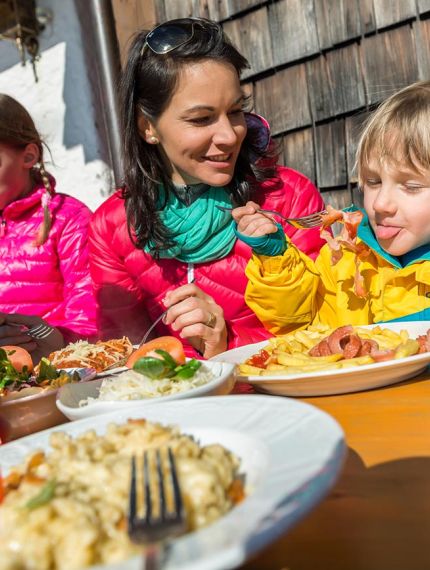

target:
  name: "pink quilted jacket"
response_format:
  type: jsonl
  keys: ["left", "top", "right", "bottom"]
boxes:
{"left": 0, "top": 178, "right": 97, "bottom": 342}
{"left": 89, "top": 166, "right": 325, "bottom": 356}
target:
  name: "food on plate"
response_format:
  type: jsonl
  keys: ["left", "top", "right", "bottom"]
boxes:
{"left": 46, "top": 337, "right": 133, "bottom": 372}
{"left": 0, "top": 351, "right": 83, "bottom": 401}
{"left": 81, "top": 347, "right": 211, "bottom": 405}
{"left": 0, "top": 419, "right": 244, "bottom": 569}
{"left": 239, "top": 324, "right": 430, "bottom": 376}
{"left": 1, "top": 346, "right": 33, "bottom": 373}
{"left": 126, "top": 336, "right": 186, "bottom": 367}
{"left": 320, "top": 205, "right": 370, "bottom": 297}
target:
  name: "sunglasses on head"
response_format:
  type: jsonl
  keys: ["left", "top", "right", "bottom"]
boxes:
{"left": 143, "top": 17, "right": 219, "bottom": 55}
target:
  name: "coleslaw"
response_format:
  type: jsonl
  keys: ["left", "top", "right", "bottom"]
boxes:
{"left": 80, "top": 366, "right": 214, "bottom": 406}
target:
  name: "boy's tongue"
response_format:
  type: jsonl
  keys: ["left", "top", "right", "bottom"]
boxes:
{"left": 376, "top": 225, "right": 401, "bottom": 239}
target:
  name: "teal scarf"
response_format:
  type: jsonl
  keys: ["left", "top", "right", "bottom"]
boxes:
{"left": 144, "top": 185, "right": 236, "bottom": 263}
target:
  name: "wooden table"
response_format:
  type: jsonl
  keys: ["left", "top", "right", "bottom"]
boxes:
{"left": 238, "top": 370, "right": 430, "bottom": 570}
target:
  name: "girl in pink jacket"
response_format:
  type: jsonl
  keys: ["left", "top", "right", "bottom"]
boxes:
{"left": 0, "top": 94, "right": 96, "bottom": 359}
{"left": 89, "top": 18, "right": 325, "bottom": 359}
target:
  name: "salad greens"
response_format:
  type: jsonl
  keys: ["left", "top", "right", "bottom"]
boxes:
{"left": 0, "top": 348, "right": 30, "bottom": 391}
{"left": 0, "top": 353, "right": 79, "bottom": 395}
{"left": 132, "top": 349, "right": 202, "bottom": 380}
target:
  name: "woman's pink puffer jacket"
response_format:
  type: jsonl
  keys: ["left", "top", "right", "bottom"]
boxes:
{"left": 89, "top": 166, "right": 326, "bottom": 356}
{"left": 0, "top": 178, "right": 96, "bottom": 342}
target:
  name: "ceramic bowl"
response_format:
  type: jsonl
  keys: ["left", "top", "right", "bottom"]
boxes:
{"left": 56, "top": 361, "right": 236, "bottom": 421}
{"left": 0, "top": 368, "right": 96, "bottom": 443}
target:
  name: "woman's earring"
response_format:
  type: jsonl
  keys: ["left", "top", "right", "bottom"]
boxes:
{"left": 148, "top": 136, "right": 159, "bottom": 144}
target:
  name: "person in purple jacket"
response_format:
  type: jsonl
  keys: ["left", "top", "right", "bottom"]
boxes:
{"left": 0, "top": 94, "right": 96, "bottom": 361}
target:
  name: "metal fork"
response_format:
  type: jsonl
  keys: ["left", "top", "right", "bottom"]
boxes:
{"left": 216, "top": 204, "right": 328, "bottom": 229}
{"left": 138, "top": 310, "right": 168, "bottom": 347}
{"left": 138, "top": 278, "right": 196, "bottom": 347}
{"left": 128, "top": 448, "right": 186, "bottom": 569}
{"left": 27, "top": 323, "right": 55, "bottom": 339}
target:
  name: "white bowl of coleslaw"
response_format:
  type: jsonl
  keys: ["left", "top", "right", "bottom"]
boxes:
{"left": 56, "top": 361, "right": 236, "bottom": 421}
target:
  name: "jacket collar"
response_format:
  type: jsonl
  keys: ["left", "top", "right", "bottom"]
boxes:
{"left": 2, "top": 175, "right": 56, "bottom": 220}
{"left": 357, "top": 209, "right": 430, "bottom": 268}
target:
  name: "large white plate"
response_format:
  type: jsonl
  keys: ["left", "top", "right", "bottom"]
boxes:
{"left": 211, "top": 322, "right": 430, "bottom": 397}
{"left": 56, "top": 361, "right": 236, "bottom": 421}
{"left": 0, "top": 395, "right": 345, "bottom": 570}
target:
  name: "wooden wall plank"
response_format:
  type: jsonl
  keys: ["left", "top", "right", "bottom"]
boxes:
{"left": 327, "top": 44, "right": 366, "bottom": 114}
{"left": 206, "top": 0, "right": 265, "bottom": 21}
{"left": 160, "top": 0, "right": 198, "bottom": 20}
{"left": 253, "top": 65, "right": 311, "bottom": 135}
{"left": 321, "top": 188, "right": 353, "bottom": 210}
{"left": 306, "top": 56, "right": 336, "bottom": 121}
{"left": 306, "top": 45, "right": 366, "bottom": 122}
{"left": 359, "top": 0, "right": 376, "bottom": 34}
{"left": 280, "top": 128, "right": 316, "bottom": 182}
{"left": 136, "top": 1, "right": 158, "bottom": 28}
{"left": 268, "top": 0, "right": 319, "bottom": 66}
{"left": 223, "top": 8, "right": 273, "bottom": 79}
{"left": 351, "top": 183, "right": 364, "bottom": 208}
{"left": 373, "top": 0, "right": 416, "bottom": 29}
{"left": 314, "top": 0, "right": 361, "bottom": 50}
{"left": 152, "top": 0, "right": 167, "bottom": 22}
{"left": 315, "top": 120, "right": 347, "bottom": 188}
{"left": 345, "top": 111, "right": 371, "bottom": 183}
{"left": 418, "top": 0, "right": 430, "bottom": 14}
{"left": 362, "top": 27, "right": 419, "bottom": 106}
{"left": 111, "top": 0, "right": 139, "bottom": 62}
{"left": 413, "top": 20, "right": 430, "bottom": 80}
{"left": 206, "top": 0, "right": 229, "bottom": 20}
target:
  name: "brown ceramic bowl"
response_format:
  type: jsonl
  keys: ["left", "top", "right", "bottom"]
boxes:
{"left": 0, "top": 388, "right": 69, "bottom": 442}
{"left": 0, "top": 368, "right": 97, "bottom": 443}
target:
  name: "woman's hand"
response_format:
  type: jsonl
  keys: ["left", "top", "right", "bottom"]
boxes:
{"left": 0, "top": 313, "right": 64, "bottom": 363}
{"left": 232, "top": 200, "right": 278, "bottom": 237}
{"left": 162, "top": 284, "right": 227, "bottom": 359}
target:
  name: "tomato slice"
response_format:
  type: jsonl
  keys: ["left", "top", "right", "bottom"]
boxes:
{"left": 1, "top": 345, "right": 34, "bottom": 373}
{"left": 126, "top": 336, "right": 186, "bottom": 368}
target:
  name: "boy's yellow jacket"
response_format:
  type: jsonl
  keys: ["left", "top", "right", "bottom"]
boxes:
{"left": 245, "top": 211, "right": 430, "bottom": 335}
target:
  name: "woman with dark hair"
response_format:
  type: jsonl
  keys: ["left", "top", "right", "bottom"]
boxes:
{"left": 0, "top": 94, "right": 96, "bottom": 360}
{"left": 89, "top": 17, "right": 325, "bottom": 359}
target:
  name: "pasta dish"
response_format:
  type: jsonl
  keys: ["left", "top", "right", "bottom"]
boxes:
{"left": 46, "top": 337, "right": 133, "bottom": 372}
{"left": 0, "top": 419, "right": 243, "bottom": 570}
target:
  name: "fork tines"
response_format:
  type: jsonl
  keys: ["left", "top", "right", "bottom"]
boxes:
{"left": 128, "top": 447, "right": 186, "bottom": 545}
{"left": 27, "top": 324, "right": 55, "bottom": 339}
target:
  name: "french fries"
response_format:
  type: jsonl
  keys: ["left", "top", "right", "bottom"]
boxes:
{"left": 239, "top": 324, "right": 423, "bottom": 376}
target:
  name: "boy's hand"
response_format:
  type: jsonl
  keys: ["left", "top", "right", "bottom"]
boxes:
{"left": 231, "top": 201, "right": 278, "bottom": 237}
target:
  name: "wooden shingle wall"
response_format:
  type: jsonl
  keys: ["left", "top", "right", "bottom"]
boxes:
{"left": 111, "top": 0, "right": 430, "bottom": 207}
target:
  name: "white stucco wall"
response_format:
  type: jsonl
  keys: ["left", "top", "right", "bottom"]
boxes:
{"left": 0, "top": 0, "right": 113, "bottom": 211}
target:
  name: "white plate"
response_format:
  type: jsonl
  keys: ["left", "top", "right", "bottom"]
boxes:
{"left": 56, "top": 361, "right": 236, "bottom": 421}
{"left": 96, "top": 366, "right": 128, "bottom": 377}
{"left": 0, "top": 395, "right": 345, "bottom": 570}
{"left": 211, "top": 322, "right": 430, "bottom": 397}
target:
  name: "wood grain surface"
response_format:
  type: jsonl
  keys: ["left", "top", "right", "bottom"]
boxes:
{"left": 236, "top": 370, "right": 430, "bottom": 570}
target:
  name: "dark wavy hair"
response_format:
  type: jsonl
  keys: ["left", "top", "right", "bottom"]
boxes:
{"left": 120, "top": 18, "right": 278, "bottom": 255}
